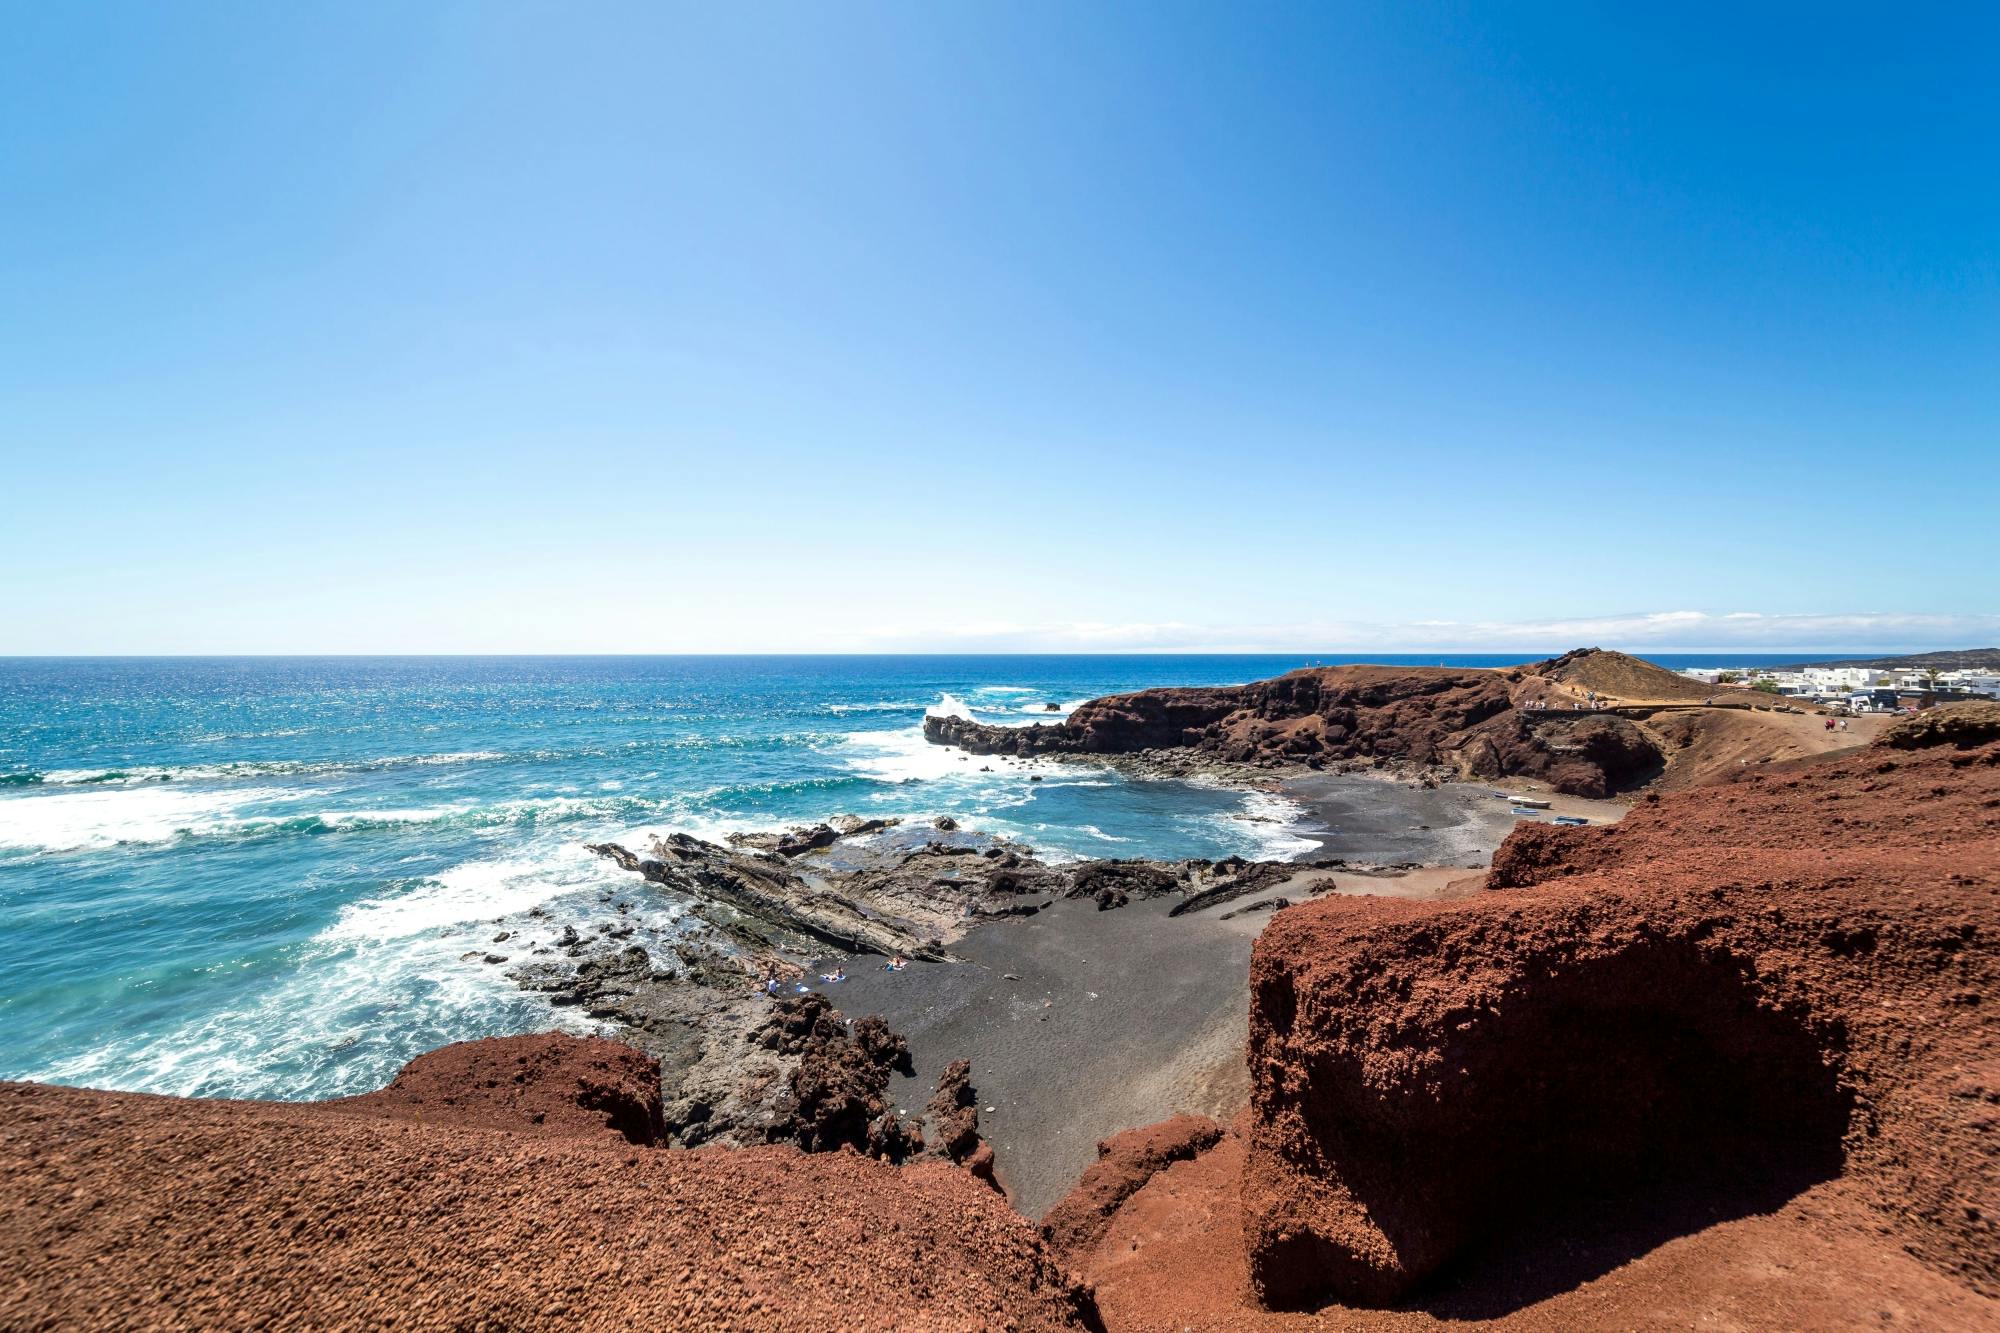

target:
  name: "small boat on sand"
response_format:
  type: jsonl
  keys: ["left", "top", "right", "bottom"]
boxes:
{"left": 1507, "top": 796, "right": 1552, "bottom": 809}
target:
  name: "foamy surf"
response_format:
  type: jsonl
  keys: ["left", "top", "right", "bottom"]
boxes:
{"left": 319, "top": 842, "right": 632, "bottom": 943}
{"left": 0, "top": 785, "right": 318, "bottom": 853}
{"left": 29, "top": 927, "right": 601, "bottom": 1101}
{"left": 1223, "top": 790, "right": 1321, "bottom": 860}
{"left": 30, "top": 751, "right": 516, "bottom": 788}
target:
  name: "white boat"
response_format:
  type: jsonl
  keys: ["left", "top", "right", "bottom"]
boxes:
{"left": 1507, "top": 796, "right": 1552, "bottom": 809}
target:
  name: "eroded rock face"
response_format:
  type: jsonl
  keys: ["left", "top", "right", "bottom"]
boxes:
{"left": 1880, "top": 700, "right": 2000, "bottom": 750}
{"left": 1240, "top": 733, "right": 2000, "bottom": 1308}
{"left": 1455, "top": 710, "right": 1662, "bottom": 797}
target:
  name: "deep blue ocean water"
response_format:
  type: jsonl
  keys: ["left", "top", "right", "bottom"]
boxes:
{"left": 0, "top": 653, "right": 1803, "bottom": 1100}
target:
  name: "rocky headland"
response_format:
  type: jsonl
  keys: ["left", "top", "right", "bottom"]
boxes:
{"left": 924, "top": 648, "right": 1870, "bottom": 797}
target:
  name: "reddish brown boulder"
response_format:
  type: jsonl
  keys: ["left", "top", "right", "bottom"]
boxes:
{"left": 1241, "top": 732, "right": 2000, "bottom": 1309}
{"left": 326, "top": 1032, "right": 666, "bottom": 1145}
{"left": 1042, "top": 1113, "right": 1225, "bottom": 1261}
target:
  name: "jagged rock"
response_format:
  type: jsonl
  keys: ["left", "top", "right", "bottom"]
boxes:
{"left": 586, "top": 837, "right": 954, "bottom": 961}
{"left": 764, "top": 995, "right": 920, "bottom": 1160}
{"left": 926, "top": 1059, "right": 981, "bottom": 1161}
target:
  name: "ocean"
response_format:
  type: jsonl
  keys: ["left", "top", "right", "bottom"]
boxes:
{"left": 0, "top": 653, "right": 1803, "bottom": 1101}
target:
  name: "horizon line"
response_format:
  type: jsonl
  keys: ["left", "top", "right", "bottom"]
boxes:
{"left": 1, "top": 646, "right": 1985, "bottom": 661}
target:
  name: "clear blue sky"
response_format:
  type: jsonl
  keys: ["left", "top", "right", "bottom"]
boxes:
{"left": 2, "top": 3, "right": 1994, "bottom": 653}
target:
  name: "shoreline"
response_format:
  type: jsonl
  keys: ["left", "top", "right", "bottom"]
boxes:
{"left": 531, "top": 758, "right": 1618, "bottom": 1217}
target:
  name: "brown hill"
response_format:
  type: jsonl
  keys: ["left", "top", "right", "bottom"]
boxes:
{"left": 1531, "top": 645, "right": 1720, "bottom": 703}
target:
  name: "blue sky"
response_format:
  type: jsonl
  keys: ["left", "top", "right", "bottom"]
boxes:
{"left": 2, "top": 3, "right": 1993, "bottom": 653}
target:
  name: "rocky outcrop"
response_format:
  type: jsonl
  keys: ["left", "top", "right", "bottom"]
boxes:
{"left": 759, "top": 994, "right": 922, "bottom": 1159}
{"left": 1238, "top": 728, "right": 2000, "bottom": 1309}
{"left": 1456, "top": 709, "right": 1662, "bottom": 797}
{"left": 923, "top": 658, "right": 1677, "bottom": 795}
{"left": 727, "top": 814, "right": 903, "bottom": 857}
{"left": 1880, "top": 700, "right": 2000, "bottom": 750}
{"left": 0, "top": 1034, "right": 1100, "bottom": 1331}
{"left": 586, "top": 835, "right": 955, "bottom": 960}
{"left": 328, "top": 1033, "right": 665, "bottom": 1146}
{"left": 926, "top": 1058, "right": 998, "bottom": 1186}
{"left": 925, "top": 666, "right": 1512, "bottom": 765}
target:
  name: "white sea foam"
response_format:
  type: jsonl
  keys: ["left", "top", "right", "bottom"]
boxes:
{"left": 0, "top": 785, "right": 317, "bottom": 852}
{"left": 26, "top": 812, "right": 718, "bottom": 1100}
{"left": 1228, "top": 790, "right": 1322, "bottom": 860}
{"left": 825, "top": 701, "right": 923, "bottom": 715}
{"left": 320, "top": 841, "right": 626, "bottom": 943}
{"left": 34, "top": 910, "right": 605, "bottom": 1101}
{"left": 972, "top": 685, "right": 1037, "bottom": 695}
{"left": 925, "top": 693, "right": 977, "bottom": 721}
{"left": 0, "top": 788, "right": 691, "bottom": 854}
{"left": 839, "top": 725, "right": 1081, "bottom": 785}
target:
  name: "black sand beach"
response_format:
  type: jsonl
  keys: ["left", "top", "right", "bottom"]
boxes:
{"left": 820, "top": 777, "right": 1630, "bottom": 1216}
{"left": 1280, "top": 772, "right": 1628, "bottom": 865}
{"left": 824, "top": 895, "right": 1262, "bottom": 1217}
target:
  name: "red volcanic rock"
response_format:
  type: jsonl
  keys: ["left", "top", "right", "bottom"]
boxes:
{"left": 1454, "top": 709, "right": 1661, "bottom": 797}
{"left": 1240, "top": 732, "right": 2000, "bottom": 1309}
{"left": 326, "top": 1032, "right": 666, "bottom": 1145}
{"left": 1041, "top": 1113, "right": 1225, "bottom": 1261}
{"left": 1879, "top": 699, "right": 2000, "bottom": 750}
{"left": 924, "top": 660, "right": 1666, "bottom": 795}
{"left": 0, "top": 1033, "right": 1099, "bottom": 1331}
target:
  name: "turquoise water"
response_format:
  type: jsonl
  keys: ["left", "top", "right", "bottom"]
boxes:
{"left": 0, "top": 654, "right": 1800, "bottom": 1100}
